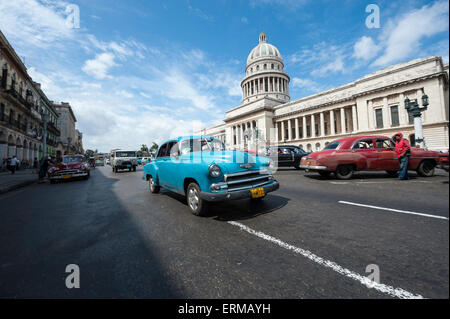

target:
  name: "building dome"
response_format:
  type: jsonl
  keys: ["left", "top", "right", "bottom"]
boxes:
{"left": 247, "top": 32, "right": 282, "bottom": 66}
{"left": 241, "top": 32, "right": 290, "bottom": 104}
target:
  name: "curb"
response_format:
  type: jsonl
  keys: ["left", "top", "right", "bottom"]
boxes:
{"left": 0, "top": 179, "right": 37, "bottom": 195}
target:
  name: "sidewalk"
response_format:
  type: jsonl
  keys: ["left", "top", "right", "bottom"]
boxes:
{"left": 0, "top": 169, "right": 38, "bottom": 194}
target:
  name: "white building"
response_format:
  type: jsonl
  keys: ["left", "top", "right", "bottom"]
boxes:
{"left": 197, "top": 32, "right": 449, "bottom": 152}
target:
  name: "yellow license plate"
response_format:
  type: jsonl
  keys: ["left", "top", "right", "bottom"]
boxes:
{"left": 251, "top": 187, "right": 265, "bottom": 198}
{"left": 63, "top": 175, "right": 71, "bottom": 179}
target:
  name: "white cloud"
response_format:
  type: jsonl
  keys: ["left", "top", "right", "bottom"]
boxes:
{"left": 0, "top": 0, "right": 74, "bottom": 48}
{"left": 311, "top": 56, "right": 345, "bottom": 77}
{"left": 241, "top": 17, "right": 248, "bottom": 24}
{"left": 82, "top": 53, "right": 117, "bottom": 79}
{"left": 291, "top": 77, "right": 323, "bottom": 93}
{"left": 353, "top": 36, "right": 381, "bottom": 61}
{"left": 373, "top": 1, "right": 449, "bottom": 66}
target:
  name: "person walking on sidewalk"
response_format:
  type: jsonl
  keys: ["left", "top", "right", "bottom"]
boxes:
{"left": 394, "top": 132, "right": 411, "bottom": 180}
{"left": 9, "top": 156, "right": 19, "bottom": 174}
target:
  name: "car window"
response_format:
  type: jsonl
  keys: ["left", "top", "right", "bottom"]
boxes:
{"left": 179, "top": 138, "right": 225, "bottom": 154}
{"left": 169, "top": 142, "right": 179, "bottom": 157}
{"left": 324, "top": 141, "right": 340, "bottom": 150}
{"left": 280, "top": 147, "right": 292, "bottom": 154}
{"left": 116, "top": 151, "right": 136, "bottom": 157}
{"left": 376, "top": 139, "right": 394, "bottom": 149}
{"left": 157, "top": 143, "right": 168, "bottom": 158}
{"left": 353, "top": 139, "right": 374, "bottom": 150}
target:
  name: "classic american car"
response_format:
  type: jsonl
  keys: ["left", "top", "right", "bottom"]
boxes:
{"left": 265, "top": 145, "right": 309, "bottom": 169}
{"left": 143, "top": 136, "right": 279, "bottom": 216}
{"left": 300, "top": 135, "right": 441, "bottom": 179}
{"left": 48, "top": 154, "right": 90, "bottom": 183}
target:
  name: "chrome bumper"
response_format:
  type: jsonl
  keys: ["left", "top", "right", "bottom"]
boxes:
{"left": 50, "top": 172, "right": 88, "bottom": 179}
{"left": 199, "top": 181, "right": 279, "bottom": 201}
{"left": 300, "top": 165, "right": 328, "bottom": 171}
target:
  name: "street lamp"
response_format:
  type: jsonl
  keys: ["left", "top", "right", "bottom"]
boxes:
{"left": 404, "top": 91, "right": 429, "bottom": 148}
{"left": 41, "top": 112, "right": 49, "bottom": 160}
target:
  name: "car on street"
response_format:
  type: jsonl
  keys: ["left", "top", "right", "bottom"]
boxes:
{"left": 48, "top": 154, "right": 90, "bottom": 183}
{"left": 143, "top": 136, "right": 279, "bottom": 216}
{"left": 111, "top": 150, "right": 138, "bottom": 172}
{"left": 265, "top": 145, "right": 309, "bottom": 169}
{"left": 300, "top": 135, "right": 442, "bottom": 179}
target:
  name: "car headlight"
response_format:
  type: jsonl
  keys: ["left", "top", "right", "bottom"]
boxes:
{"left": 208, "top": 164, "right": 221, "bottom": 178}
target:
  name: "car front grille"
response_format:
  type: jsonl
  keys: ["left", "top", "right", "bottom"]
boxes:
{"left": 53, "top": 169, "right": 79, "bottom": 176}
{"left": 223, "top": 170, "right": 271, "bottom": 192}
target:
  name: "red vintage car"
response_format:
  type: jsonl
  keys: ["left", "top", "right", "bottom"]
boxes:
{"left": 48, "top": 154, "right": 90, "bottom": 183}
{"left": 300, "top": 135, "right": 441, "bottom": 179}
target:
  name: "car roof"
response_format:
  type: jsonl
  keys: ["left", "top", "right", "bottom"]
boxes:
{"left": 331, "top": 135, "right": 391, "bottom": 148}
{"left": 160, "top": 136, "right": 216, "bottom": 145}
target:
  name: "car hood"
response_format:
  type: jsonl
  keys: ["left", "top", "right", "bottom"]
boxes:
{"left": 180, "top": 150, "right": 269, "bottom": 174}
{"left": 54, "top": 162, "right": 84, "bottom": 170}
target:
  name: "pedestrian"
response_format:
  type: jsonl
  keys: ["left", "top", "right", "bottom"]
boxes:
{"left": 33, "top": 157, "right": 38, "bottom": 169}
{"left": 38, "top": 156, "right": 54, "bottom": 183}
{"left": 394, "top": 132, "right": 411, "bottom": 180}
{"left": 1, "top": 158, "right": 7, "bottom": 172}
{"left": 9, "top": 155, "right": 19, "bottom": 174}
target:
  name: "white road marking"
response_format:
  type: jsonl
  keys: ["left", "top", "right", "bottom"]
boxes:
{"left": 228, "top": 221, "right": 424, "bottom": 299}
{"left": 338, "top": 201, "right": 449, "bottom": 221}
{"left": 330, "top": 181, "right": 433, "bottom": 185}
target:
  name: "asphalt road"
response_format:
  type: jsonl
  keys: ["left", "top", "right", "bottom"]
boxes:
{"left": 0, "top": 165, "right": 448, "bottom": 298}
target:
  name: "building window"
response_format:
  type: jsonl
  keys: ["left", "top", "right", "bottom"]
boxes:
{"left": 375, "top": 109, "right": 383, "bottom": 128}
{"left": 299, "top": 127, "right": 303, "bottom": 139}
{"left": 271, "top": 64, "right": 274, "bottom": 69}
{"left": 315, "top": 124, "right": 319, "bottom": 136}
{"left": 264, "top": 64, "right": 267, "bottom": 70}
{"left": 0, "top": 103, "right": 4, "bottom": 121}
{"left": 390, "top": 105, "right": 399, "bottom": 126}
{"left": 408, "top": 110, "right": 414, "bottom": 124}
{"left": 256, "top": 65, "right": 259, "bottom": 71}
{"left": 324, "top": 122, "right": 328, "bottom": 135}
{"left": 306, "top": 125, "right": 311, "bottom": 137}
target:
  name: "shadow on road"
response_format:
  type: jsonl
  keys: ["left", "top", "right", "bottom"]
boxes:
{"left": 0, "top": 167, "right": 183, "bottom": 298}
{"left": 159, "top": 189, "right": 289, "bottom": 221}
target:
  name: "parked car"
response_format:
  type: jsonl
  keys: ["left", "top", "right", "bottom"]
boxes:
{"left": 105, "top": 158, "right": 110, "bottom": 165}
{"left": 438, "top": 151, "right": 449, "bottom": 172}
{"left": 48, "top": 155, "right": 90, "bottom": 183}
{"left": 143, "top": 136, "right": 279, "bottom": 216}
{"left": 111, "top": 150, "right": 138, "bottom": 172}
{"left": 300, "top": 135, "right": 441, "bottom": 179}
{"left": 265, "top": 145, "right": 309, "bottom": 169}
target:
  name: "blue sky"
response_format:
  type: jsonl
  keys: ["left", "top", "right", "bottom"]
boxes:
{"left": 0, "top": 0, "right": 448, "bottom": 152}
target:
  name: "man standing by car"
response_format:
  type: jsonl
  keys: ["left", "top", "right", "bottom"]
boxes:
{"left": 395, "top": 132, "right": 411, "bottom": 180}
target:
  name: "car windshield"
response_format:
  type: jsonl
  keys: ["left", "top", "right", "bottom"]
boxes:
{"left": 324, "top": 142, "right": 340, "bottom": 150}
{"left": 63, "top": 156, "right": 83, "bottom": 163}
{"left": 116, "top": 151, "right": 136, "bottom": 157}
{"left": 179, "top": 138, "right": 225, "bottom": 154}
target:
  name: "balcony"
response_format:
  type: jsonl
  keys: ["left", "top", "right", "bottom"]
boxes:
{"left": 0, "top": 87, "right": 32, "bottom": 113}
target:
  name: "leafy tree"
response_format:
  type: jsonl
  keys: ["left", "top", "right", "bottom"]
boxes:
{"left": 85, "top": 149, "right": 94, "bottom": 159}
{"left": 137, "top": 144, "right": 150, "bottom": 157}
{"left": 149, "top": 142, "right": 159, "bottom": 156}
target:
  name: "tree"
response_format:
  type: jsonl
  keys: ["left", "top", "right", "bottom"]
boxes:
{"left": 85, "top": 149, "right": 94, "bottom": 159}
{"left": 137, "top": 144, "right": 150, "bottom": 157}
{"left": 149, "top": 142, "right": 159, "bottom": 156}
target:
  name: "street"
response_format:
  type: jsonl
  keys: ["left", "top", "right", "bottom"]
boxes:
{"left": 0, "top": 166, "right": 448, "bottom": 299}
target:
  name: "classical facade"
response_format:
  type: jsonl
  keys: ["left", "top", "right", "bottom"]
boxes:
{"left": 198, "top": 33, "right": 449, "bottom": 152}
{"left": 53, "top": 102, "right": 79, "bottom": 154}
{"left": 0, "top": 31, "right": 61, "bottom": 164}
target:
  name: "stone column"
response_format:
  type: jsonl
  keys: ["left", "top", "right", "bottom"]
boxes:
{"left": 275, "top": 122, "right": 279, "bottom": 142}
{"left": 287, "top": 119, "right": 292, "bottom": 141}
{"left": 303, "top": 116, "right": 307, "bottom": 139}
{"left": 382, "top": 97, "right": 389, "bottom": 127}
{"left": 295, "top": 118, "right": 299, "bottom": 140}
{"left": 311, "top": 114, "right": 316, "bottom": 138}
{"left": 352, "top": 105, "right": 357, "bottom": 132}
{"left": 340, "top": 108, "right": 346, "bottom": 134}
{"left": 320, "top": 112, "right": 325, "bottom": 136}
{"left": 399, "top": 93, "right": 407, "bottom": 125}
{"left": 0, "top": 142, "right": 7, "bottom": 163}
{"left": 330, "top": 110, "right": 335, "bottom": 135}
{"left": 281, "top": 121, "right": 285, "bottom": 142}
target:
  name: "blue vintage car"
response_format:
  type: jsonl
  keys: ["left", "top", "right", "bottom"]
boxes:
{"left": 143, "top": 136, "right": 279, "bottom": 216}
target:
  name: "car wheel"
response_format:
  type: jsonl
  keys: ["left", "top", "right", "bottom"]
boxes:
{"left": 386, "top": 170, "right": 398, "bottom": 177}
{"left": 149, "top": 176, "right": 160, "bottom": 194}
{"left": 335, "top": 165, "right": 354, "bottom": 180}
{"left": 293, "top": 161, "right": 301, "bottom": 170}
{"left": 186, "top": 183, "right": 206, "bottom": 216}
{"left": 318, "top": 171, "right": 331, "bottom": 178}
{"left": 417, "top": 160, "right": 435, "bottom": 177}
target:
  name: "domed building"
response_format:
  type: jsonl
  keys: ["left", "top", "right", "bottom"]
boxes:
{"left": 197, "top": 32, "right": 449, "bottom": 152}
